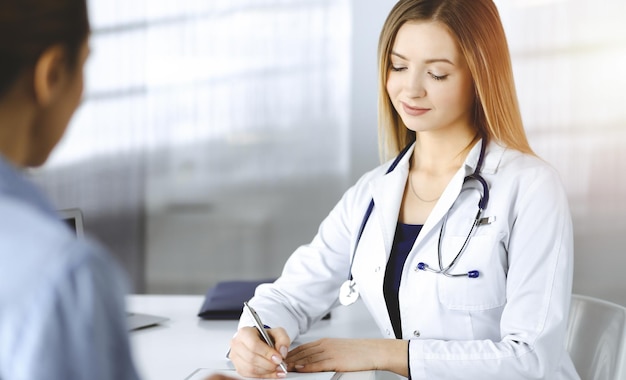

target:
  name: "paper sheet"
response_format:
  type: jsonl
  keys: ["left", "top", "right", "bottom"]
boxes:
{"left": 185, "top": 368, "right": 340, "bottom": 380}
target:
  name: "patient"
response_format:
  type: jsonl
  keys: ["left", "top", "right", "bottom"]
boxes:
{"left": 0, "top": 0, "right": 141, "bottom": 379}
{"left": 0, "top": 1, "right": 236, "bottom": 379}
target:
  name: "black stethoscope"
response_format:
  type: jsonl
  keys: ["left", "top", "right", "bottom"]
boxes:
{"left": 339, "top": 139, "right": 490, "bottom": 306}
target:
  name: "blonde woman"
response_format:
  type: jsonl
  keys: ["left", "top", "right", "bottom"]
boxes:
{"left": 229, "top": 0, "right": 579, "bottom": 378}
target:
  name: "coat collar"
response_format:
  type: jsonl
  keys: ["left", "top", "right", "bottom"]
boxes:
{"left": 464, "top": 139, "right": 506, "bottom": 175}
{"left": 0, "top": 155, "right": 57, "bottom": 218}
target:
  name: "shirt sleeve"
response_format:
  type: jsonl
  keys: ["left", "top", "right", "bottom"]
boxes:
{"left": 1, "top": 240, "right": 141, "bottom": 380}
{"left": 238, "top": 168, "right": 377, "bottom": 341}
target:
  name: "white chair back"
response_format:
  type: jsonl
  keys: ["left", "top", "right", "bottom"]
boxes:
{"left": 566, "top": 294, "right": 626, "bottom": 380}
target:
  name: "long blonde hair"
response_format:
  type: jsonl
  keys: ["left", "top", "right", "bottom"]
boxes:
{"left": 377, "top": 0, "right": 533, "bottom": 161}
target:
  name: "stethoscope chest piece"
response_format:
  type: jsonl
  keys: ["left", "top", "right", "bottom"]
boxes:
{"left": 339, "top": 279, "right": 359, "bottom": 306}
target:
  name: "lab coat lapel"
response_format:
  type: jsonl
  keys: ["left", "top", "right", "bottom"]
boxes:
{"left": 369, "top": 149, "right": 413, "bottom": 259}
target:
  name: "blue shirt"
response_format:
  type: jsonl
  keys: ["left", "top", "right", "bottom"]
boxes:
{"left": 383, "top": 222, "right": 422, "bottom": 339}
{"left": 0, "top": 156, "right": 140, "bottom": 380}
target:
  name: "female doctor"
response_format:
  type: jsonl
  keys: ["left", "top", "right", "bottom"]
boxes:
{"left": 229, "top": 0, "right": 579, "bottom": 379}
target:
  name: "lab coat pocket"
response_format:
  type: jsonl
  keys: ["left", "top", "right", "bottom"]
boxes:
{"left": 436, "top": 235, "right": 507, "bottom": 311}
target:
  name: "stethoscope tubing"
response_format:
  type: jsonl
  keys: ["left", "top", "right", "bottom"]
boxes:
{"left": 345, "top": 139, "right": 489, "bottom": 285}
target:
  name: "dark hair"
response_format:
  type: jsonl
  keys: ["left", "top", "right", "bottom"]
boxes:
{"left": 0, "top": 0, "right": 90, "bottom": 97}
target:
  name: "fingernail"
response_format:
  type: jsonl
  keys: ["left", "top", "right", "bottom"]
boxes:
{"left": 272, "top": 355, "right": 282, "bottom": 364}
{"left": 280, "top": 346, "right": 288, "bottom": 358}
{"left": 277, "top": 372, "right": 286, "bottom": 378}
{"left": 296, "top": 365, "right": 305, "bottom": 369}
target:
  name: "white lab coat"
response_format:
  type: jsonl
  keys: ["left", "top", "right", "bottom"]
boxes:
{"left": 240, "top": 140, "right": 580, "bottom": 379}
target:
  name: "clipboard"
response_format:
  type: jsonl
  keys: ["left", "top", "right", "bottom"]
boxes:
{"left": 197, "top": 278, "right": 331, "bottom": 321}
{"left": 197, "top": 279, "right": 275, "bottom": 320}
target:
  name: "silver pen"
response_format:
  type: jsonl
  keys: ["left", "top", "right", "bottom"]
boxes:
{"left": 244, "top": 302, "right": 288, "bottom": 374}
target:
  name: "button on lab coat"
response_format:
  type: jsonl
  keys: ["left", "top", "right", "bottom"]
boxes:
{"left": 240, "top": 140, "right": 580, "bottom": 379}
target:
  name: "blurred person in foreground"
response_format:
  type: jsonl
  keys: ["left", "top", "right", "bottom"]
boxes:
{"left": 0, "top": 1, "right": 237, "bottom": 380}
{"left": 0, "top": 0, "right": 139, "bottom": 378}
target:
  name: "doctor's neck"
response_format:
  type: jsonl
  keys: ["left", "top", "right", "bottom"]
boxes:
{"left": 411, "top": 131, "right": 479, "bottom": 175}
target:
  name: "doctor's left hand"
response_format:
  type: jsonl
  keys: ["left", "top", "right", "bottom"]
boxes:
{"left": 286, "top": 338, "right": 408, "bottom": 376}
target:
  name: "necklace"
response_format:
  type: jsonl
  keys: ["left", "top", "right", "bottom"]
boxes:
{"left": 409, "top": 172, "right": 440, "bottom": 203}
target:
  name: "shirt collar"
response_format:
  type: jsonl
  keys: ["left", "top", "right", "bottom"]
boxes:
{"left": 0, "top": 155, "right": 58, "bottom": 217}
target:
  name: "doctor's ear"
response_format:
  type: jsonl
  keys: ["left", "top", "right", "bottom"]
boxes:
{"left": 32, "top": 44, "right": 70, "bottom": 107}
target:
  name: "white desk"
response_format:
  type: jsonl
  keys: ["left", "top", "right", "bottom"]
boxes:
{"left": 127, "top": 295, "right": 389, "bottom": 380}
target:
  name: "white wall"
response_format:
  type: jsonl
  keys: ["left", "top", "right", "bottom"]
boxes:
{"left": 348, "top": 0, "right": 397, "bottom": 182}
{"left": 495, "top": 0, "right": 626, "bottom": 306}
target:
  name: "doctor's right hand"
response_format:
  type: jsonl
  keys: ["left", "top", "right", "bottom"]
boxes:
{"left": 229, "top": 326, "right": 291, "bottom": 378}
